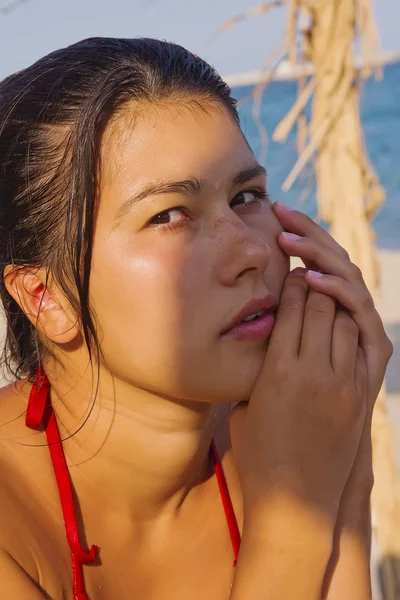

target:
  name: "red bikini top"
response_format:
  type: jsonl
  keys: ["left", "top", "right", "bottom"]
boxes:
{"left": 26, "top": 368, "right": 241, "bottom": 600}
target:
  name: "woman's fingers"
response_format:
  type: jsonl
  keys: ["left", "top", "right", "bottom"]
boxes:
{"left": 273, "top": 199, "right": 353, "bottom": 281}
{"left": 302, "top": 271, "right": 391, "bottom": 353}
{"left": 331, "top": 310, "right": 359, "bottom": 378}
{"left": 270, "top": 202, "right": 391, "bottom": 417}
{"left": 278, "top": 233, "right": 359, "bottom": 282}
{"left": 275, "top": 230, "right": 391, "bottom": 355}
{"left": 267, "top": 267, "right": 309, "bottom": 361}
{"left": 272, "top": 202, "right": 348, "bottom": 258}
{"left": 354, "top": 345, "right": 368, "bottom": 397}
{"left": 299, "top": 287, "right": 336, "bottom": 365}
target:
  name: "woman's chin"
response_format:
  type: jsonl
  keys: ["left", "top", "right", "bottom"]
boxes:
{"left": 204, "top": 362, "right": 265, "bottom": 405}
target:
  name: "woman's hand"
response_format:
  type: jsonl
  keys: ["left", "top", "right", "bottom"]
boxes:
{"left": 230, "top": 264, "right": 367, "bottom": 530}
{"left": 272, "top": 201, "right": 393, "bottom": 440}
{"left": 229, "top": 262, "right": 367, "bottom": 599}
{"left": 270, "top": 201, "right": 393, "bottom": 599}
{"left": 272, "top": 201, "right": 393, "bottom": 488}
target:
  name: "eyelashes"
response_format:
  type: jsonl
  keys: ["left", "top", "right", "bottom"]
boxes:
{"left": 147, "top": 189, "right": 270, "bottom": 232}
{"left": 148, "top": 207, "right": 190, "bottom": 229}
{"left": 232, "top": 189, "right": 269, "bottom": 209}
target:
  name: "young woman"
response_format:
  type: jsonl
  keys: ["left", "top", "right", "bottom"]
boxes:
{"left": 0, "top": 37, "right": 392, "bottom": 599}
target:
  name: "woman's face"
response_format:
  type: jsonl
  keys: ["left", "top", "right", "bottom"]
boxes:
{"left": 89, "top": 101, "right": 289, "bottom": 404}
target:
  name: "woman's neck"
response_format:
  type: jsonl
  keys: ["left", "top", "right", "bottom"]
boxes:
{"left": 45, "top": 361, "right": 224, "bottom": 523}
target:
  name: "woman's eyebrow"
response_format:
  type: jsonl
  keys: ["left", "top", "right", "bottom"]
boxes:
{"left": 112, "top": 163, "right": 267, "bottom": 227}
{"left": 231, "top": 164, "right": 267, "bottom": 186}
{"left": 113, "top": 178, "right": 202, "bottom": 227}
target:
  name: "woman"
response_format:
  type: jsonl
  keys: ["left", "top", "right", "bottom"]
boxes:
{"left": 0, "top": 37, "right": 392, "bottom": 599}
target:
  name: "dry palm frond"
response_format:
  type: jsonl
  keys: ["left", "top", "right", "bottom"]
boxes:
{"left": 218, "top": 1, "right": 287, "bottom": 33}
{"left": 272, "top": 76, "right": 315, "bottom": 142}
{"left": 281, "top": 74, "right": 353, "bottom": 192}
{"left": 251, "top": 40, "right": 288, "bottom": 163}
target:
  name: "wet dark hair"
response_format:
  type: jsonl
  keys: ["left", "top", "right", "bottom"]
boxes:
{"left": 0, "top": 37, "right": 239, "bottom": 380}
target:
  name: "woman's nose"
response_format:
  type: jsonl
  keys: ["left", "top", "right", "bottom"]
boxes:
{"left": 217, "top": 220, "right": 272, "bottom": 287}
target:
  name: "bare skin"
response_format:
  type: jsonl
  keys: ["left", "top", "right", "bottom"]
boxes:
{"left": 0, "top": 381, "right": 241, "bottom": 599}
{"left": 0, "top": 102, "right": 392, "bottom": 599}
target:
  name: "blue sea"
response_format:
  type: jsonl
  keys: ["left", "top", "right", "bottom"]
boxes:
{"left": 233, "top": 62, "right": 400, "bottom": 249}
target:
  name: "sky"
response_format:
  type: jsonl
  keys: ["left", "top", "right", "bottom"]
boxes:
{"left": 0, "top": 0, "right": 399, "bottom": 81}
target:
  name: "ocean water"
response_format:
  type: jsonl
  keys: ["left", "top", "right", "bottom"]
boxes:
{"left": 233, "top": 62, "right": 400, "bottom": 249}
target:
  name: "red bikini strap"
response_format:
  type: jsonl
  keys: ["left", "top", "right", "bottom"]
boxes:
{"left": 27, "top": 368, "right": 97, "bottom": 600}
{"left": 26, "top": 367, "right": 50, "bottom": 430}
{"left": 211, "top": 439, "right": 241, "bottom": 566}
{"left": 44, "top": 408, "right": 98, "bottom": 563}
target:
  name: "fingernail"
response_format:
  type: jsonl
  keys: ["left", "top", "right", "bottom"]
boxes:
{"left": 307, "top": 270, "right": 324, "bottom": 279}
{"left": 281, "top": 232, "right": 301, "bottom": 242}
{"left": 274, "top": 201, "right": 293, "bottom": 213}
{"left": 292, "top": 267, "right": 307, "bottom": 276}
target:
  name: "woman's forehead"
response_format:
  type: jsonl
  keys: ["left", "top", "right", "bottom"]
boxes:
{"left": 100, "top": 102, "right": 253, "bottom": 190}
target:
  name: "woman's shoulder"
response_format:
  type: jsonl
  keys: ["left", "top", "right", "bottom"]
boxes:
{"left": 0, "top": 381, "right": 71, "bottom": 596}
{"left": 0, "top": 379, "right": 56, "bottom": 524}
{"left": 0, "top": 381, "right": 47, "bottom": 542}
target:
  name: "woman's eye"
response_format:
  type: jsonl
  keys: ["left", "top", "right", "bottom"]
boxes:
{"left": 148, "top": 207, "right": 188, "bottom": 227}
{"left": 230, "top": 190, "right": 268, "bottom": 209}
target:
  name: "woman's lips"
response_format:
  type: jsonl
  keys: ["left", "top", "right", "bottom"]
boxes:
{"left": 221, "top": 294, "right": 279, "bottom": 334}
{"left": 221, "top": 309, "right": 276, "bottom": 341}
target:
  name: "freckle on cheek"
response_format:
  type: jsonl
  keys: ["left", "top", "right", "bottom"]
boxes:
{"left": 214, "top": 218, "right": 225, "bottom": 230}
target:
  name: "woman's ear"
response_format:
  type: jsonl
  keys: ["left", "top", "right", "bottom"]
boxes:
{"left": 3, "top": 266, "right": 80, "bottom": 344}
